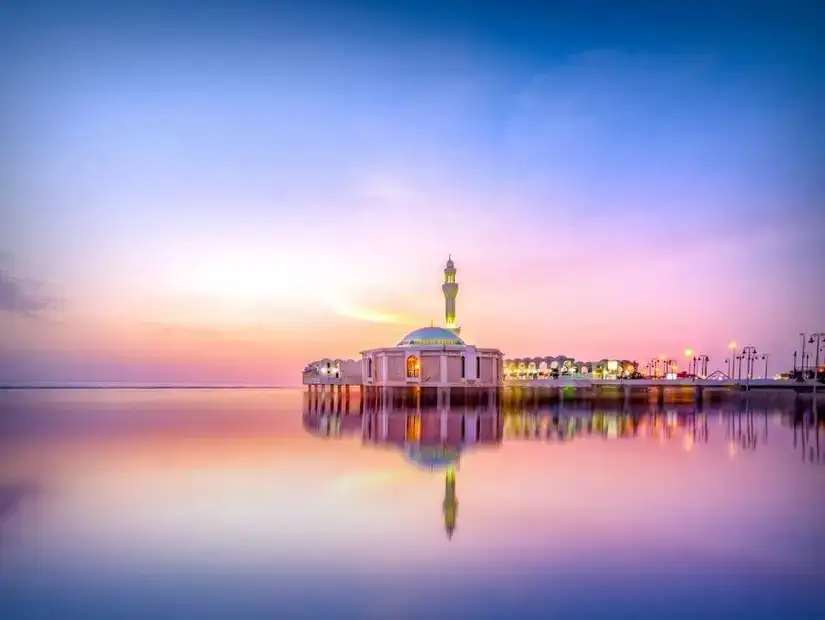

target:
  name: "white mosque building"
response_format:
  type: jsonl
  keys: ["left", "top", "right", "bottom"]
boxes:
{"left": 302, "top": 257, "right": 504, "bottom": 388}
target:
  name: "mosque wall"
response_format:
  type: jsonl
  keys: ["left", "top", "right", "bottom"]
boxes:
{"left": 387, "top": 354, "right": 405, "bottom": 382}
{"left": 479, "top": 357, "right": 496, "bottom": 383}
{"left": 446, "top": 356, "right": 463, "bottom": 383}
{"left": 421, "top": 355, "right": 440, "bottom": 382}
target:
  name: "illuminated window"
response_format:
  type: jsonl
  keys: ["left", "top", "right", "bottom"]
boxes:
{"left": 406, "top": 355, "right": 420, "bottom": 378}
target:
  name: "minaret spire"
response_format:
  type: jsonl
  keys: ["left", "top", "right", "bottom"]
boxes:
{"left": 442, "top": 255, "right": 459, "bottom": 335}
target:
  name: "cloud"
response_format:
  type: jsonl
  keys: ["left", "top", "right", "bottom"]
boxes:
{"left": 0, "top": 258, "right": 56, "bottom": 317}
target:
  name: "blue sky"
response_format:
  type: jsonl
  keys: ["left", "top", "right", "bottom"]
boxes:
{"left": 1, "top": 0, "right": 823, "bottom": 383}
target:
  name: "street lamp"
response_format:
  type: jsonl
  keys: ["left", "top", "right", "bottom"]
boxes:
{"left": 728, "top": 342, "right": 737, "bottom": 379}
{"left": 760, "top": 353, "right": 769, "bottom": 379}
{"left": 800, "top": 333, "right": 807, "bottom": 379}
{"left": 697, "top": 355, "right": 710, "bottom": 377}
{"left": 741, "top": 346, "right": 758, "bottom": 387}
{"left": 809, "top": 333, "right": 825, "bottom": 392}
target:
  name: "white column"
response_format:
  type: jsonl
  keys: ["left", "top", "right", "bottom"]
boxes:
{"left": 381, "top": 355, "right": 388, "bottom": 385}
{"left": 440, "top": 353, "right": 448, "bottom": 385}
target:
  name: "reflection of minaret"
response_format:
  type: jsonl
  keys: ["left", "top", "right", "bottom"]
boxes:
{"left": 442, "top": 255, "right": 460, "bottom": 335}
{"left": 443, "top": 466, "right": 458, "bottom": 539}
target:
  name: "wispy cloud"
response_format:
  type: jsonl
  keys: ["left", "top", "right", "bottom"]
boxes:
{"left": 0, "top": 256, "right": 57, "bottom": 318}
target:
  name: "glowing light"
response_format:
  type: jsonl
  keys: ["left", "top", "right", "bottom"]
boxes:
{"left": 684, "top": 348, "right": 693, "bottom": 357}
{"left": 331, "top": 301, "right": 415, "bottom": 325}
{"left": 658, "top": 354, "right": 666, "bottom": 360}
{"left": 683, "top": 435, "right": 694, "bottom": 452}
{"left": 728, "top": 342, "right": 737, "bottom": 350}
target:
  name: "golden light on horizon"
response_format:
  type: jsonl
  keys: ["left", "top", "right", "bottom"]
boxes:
{"left": 684, "top": 348, "right": 693, "bottom": 357}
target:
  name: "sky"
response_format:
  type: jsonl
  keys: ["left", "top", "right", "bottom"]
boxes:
{"left": 1, "top": 0, "right": 824, "bottom": 385}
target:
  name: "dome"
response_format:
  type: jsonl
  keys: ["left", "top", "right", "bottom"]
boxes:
{"left": 397, "top": 326, "right": 464, "bottom": 346}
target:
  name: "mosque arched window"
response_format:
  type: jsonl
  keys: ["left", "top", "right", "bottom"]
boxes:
{"left": 476, "top": 357, "right": 481, "bottom": 379}
{"left": 368, "top": 358, "right": 373, "bottom": 378}
{"left": 460, "top": 356, "right": 466, "bottom": 379}
{"left": 406, "top": 355, "right": 420, "bottom": 379}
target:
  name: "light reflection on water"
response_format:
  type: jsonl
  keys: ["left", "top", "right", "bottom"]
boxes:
{"left": 0, "top": 387, "right": 823, "bottom": 619}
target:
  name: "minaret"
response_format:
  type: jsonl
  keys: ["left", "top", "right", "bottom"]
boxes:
{"left": 443, "top": 466, "right": 458, "bottom": 540}
{"left": 442, "top": 255, "right": 460, "bottom": 335}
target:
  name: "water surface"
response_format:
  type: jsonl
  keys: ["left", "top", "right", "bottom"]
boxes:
{"left": 1, "top": 388, "right": 823, "bottom": 619}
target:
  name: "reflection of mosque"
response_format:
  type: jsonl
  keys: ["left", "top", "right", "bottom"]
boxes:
{"left": 303, "top": 389, "right": 825, "bottom": 538}
{"left": 303, "top": 387, "right": 503, "bottom": 540}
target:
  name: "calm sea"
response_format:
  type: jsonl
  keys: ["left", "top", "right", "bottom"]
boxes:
{"left": 1, "top": 388, "right": 823, "bottom": 619}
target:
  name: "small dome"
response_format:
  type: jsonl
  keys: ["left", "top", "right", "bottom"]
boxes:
{"left": 397, "top": 326, "right": 464, "bottom": 346}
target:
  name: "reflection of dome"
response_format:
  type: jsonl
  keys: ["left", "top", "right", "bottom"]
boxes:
{"left": 404, "top": 445, "right": 461, "bottom": 470}
{"left": 397, "top": 327, "right": 464, "bottom": 347}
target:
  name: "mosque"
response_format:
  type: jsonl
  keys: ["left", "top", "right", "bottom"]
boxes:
{"left": 303, "top": 257, "right": 504, "bottom": 388}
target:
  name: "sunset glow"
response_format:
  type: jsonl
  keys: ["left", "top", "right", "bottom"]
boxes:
{"left": 1, "top": 1, "right": 823, "bottom": 386}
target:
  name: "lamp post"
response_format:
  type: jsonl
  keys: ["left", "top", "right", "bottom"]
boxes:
{"left": 809, "top": 333, "right": 825, "bottom": 392}
{"left": 742, "top": 346, "right": 758, "bottom": 388}
{"left": 793, "top": 350, "right": 798, "bottom": 379}
{"left": 664, "top": 359, "right": 676, "bottom": 379}
{"left": 760, "top": 353, "right": 769, "bottom": 379}
{"left": 685, "top": 349, "right": 694, "bottom": 377}
{"left": 697, "top": 355, "right": 710, "bottom": 377}
{"left": 800, "top": 333, "right": 807, "bottom": 379}
{"left": 736, "top": 354, "right": 744, "bottom": 381}
{"left": 728, "top": 342, "right": 737, "bottom": 379}
{"left": 648, "top": 358, "right": 659, "bottom": 379}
